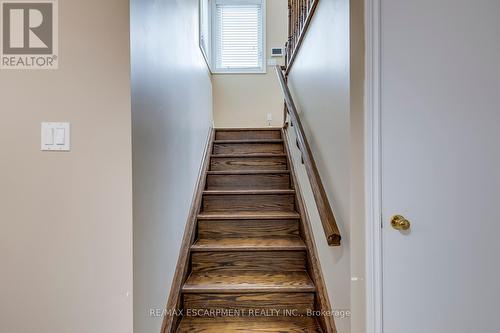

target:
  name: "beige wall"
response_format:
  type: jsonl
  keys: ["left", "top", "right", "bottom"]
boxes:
{"left": 287, "top": 0, "right": 365, "bottom": 332}
{"left": 0, "top": 1, "right": 133, "bottom": 332}
{"left": 131, "top": 0, "right": 213, "bottom": 332}
{"left": 213, "top": 0, "right": 287, "bottom": 128}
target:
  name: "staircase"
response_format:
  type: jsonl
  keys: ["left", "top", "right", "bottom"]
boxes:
{"left": 172, "top": 128, "right": 331, "bottom": 332}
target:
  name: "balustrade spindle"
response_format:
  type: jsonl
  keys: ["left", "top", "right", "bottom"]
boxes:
{"left": 285, "top": 0, "right": 319, "bottom": 71}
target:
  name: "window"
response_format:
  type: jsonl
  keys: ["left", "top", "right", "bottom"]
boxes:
{"left": 212, "top": 0, "right": 266, "bottom": 73}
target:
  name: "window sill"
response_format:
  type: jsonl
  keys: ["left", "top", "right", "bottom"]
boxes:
{"left": 212, "top": 69, "right": 267, "bottom": 75}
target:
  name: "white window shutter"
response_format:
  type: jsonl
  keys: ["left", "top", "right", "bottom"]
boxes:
{"left": 215, "top": 3, "right": 264, "bottom": 71}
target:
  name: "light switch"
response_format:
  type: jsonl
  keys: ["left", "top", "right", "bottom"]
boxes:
{"left": 44, "top": 127, "right": 54, "bottom": 145}
{"left": 55, "top": 128, "right": 65, "bottom": 145}
{"left": 41, "top": 122, "right": 70, "bottom": 151}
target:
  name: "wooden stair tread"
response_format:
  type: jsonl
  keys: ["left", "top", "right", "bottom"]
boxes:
{"left": 209, "top": 155, "right": 288, "bottom": 171}
{"left": 191, "top": 237, "right": 306, "bottom": 251}
{"left": 197, "top": 211, "right": 301, "bottom": 220}
{"left": 211, "top": 153, "right": 287, "bottom": 158}
{"left": 213, "top": 141, "right": 284, "bottom": 155}
{"left": 215, "top": 128, "right": 282, "bottom": 131}
{"left": 214, "top": 139, "right": 284, "bottom": 144}
{"left": 176, "top": 316, "right": 323, "bottom": 332}
{"left": 182, "top": 271, "right": 315, "bottom": 293}
{"left": 198, "top": 219, "right": 300, "bottom": 239}
{"left": 207, "top": 170, "right": 290, "bottom": 175}
{"left": 203, "top": 189, "right": 295, "bottom": 195}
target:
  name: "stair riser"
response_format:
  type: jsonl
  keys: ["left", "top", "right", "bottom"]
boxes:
{"left": 183, "top": 292, "right": 314, "bottom": 315}
{"left": 197, "top": 219, "right": 299, "bottom": 239}
{"left": 191, "top": 251, "right": 307, "bottom": 272}
{"left": 176, "top": 317, "right": 323, "bottom": 332}
{"left": 206, "top": 174, "right": 291, "bottom": 190}
{"left": 210, "top": 156, "right": 288, "bottom": 171}
{"left": 215, "top": 130, "right": 282, "bottom": 140}
{"left": 202, "top": 194, "right": 295, "bottom": 213}
{"left": 213, "top": 143, "right": 284, "bottom": 155}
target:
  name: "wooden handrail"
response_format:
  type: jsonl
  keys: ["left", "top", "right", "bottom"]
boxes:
{"left": 274, "top": 65, "right": 341, "bottom": 246}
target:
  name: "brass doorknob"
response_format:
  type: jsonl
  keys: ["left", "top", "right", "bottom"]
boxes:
{"left": 391, "top": 215, "right": 411, "bottom": 231}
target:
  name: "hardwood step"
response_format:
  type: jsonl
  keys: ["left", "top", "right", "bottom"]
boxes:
{"left": 176, "top": 316, "right": 323, "bottom": 333}
{"left": 197, "top": 219, "right": 300, "bottom": 239}
{"left": 197, "top": 211, "right": 301, "bottom": 220}
{"left": 201, "top": 190, "right": 296, "bottom": 213}
{"left": 207, "top": 170, "right": 291, "bottom": 174}
{"left": 191, "top": 237, "right": 306, "bottom": 251}
{"left": 206, "top": 171, "right": 291, "bottom": 190}
{"left": 210, "top": 155, "right": 288, "bottom": 171}
{"left": 183, "top": 292, "right": 315, "bottom": 315}
{"left": 215, "top": 129, "right": 282, "bottom": 140}
{"left": 191, "top": 251, "right": 307, "bottom": 273}
{"left": 204, "top": 189, "right": 295, "bottom": 194}
{"left": 182, "top": 271, "right": 315, "bottom": 293}
{"left": 214, "top": 139, "right": 284, "bottom": 144}
{"left": 213, "top": 142, "right": 284, "bottom": 155}
{"left": 211, "top": 154, "right": 287, "bottom": 158}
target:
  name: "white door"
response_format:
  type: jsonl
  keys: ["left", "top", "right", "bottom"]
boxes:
{"left": 380, "top": 1, "right": 500, "bottom": 332}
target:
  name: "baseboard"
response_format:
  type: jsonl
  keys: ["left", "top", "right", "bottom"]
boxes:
{"left": 160, "top": 127, "right": 215, "bottom": 333}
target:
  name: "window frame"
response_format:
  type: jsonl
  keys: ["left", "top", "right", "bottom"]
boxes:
{"left": 210, "top": 0, "right": 267, "bottom": 74}
{"left": 199, "top": 0, "right": 212, "bottom": 71}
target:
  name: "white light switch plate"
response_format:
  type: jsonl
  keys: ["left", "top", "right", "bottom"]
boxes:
{"left": 41, "top": 122, "right": 70, "bottom": 151}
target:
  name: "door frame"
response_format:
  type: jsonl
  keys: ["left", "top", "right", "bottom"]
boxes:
{"left": 364, "top": 0, "right": 383, "bottom": 332}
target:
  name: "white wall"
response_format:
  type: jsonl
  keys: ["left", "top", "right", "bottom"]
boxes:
{"left": 131, "top": 0, "right": 213, "bottom": 332}
{"left": 0, "top": 0, "right": 133, "bottom": 332}
{"left": 213, "top": 0, "right": 287, "bottom": 128}
{"left": 287, "top": 0, "right": 365, "bottom": 332}
{"left": 349, "top": 0, "right": 365, "bottom": 332}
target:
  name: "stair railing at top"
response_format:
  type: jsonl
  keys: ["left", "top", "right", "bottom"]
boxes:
{"left": 285, "top": 0, "right": 320, "bottom": 73}
{"left": 275, "top": 65, "right": 341, "bottom": 246}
